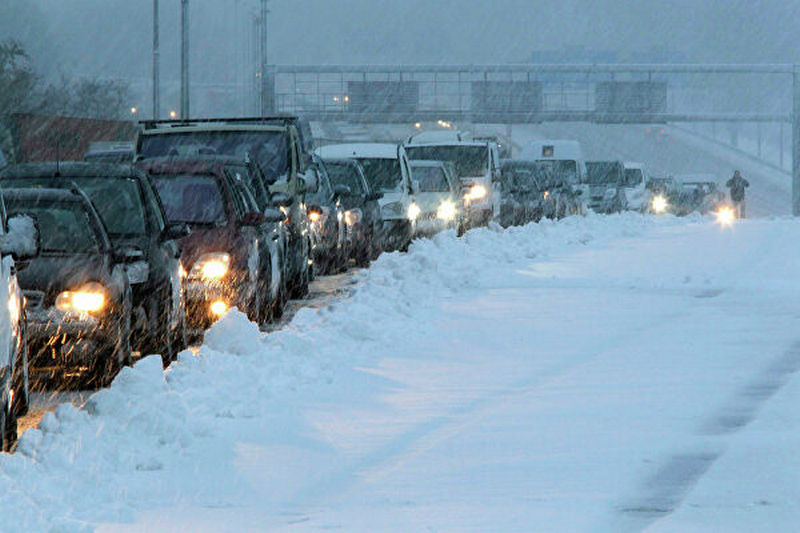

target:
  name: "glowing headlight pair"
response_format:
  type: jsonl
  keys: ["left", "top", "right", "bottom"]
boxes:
{"left": 464, "top": 184, "right": 488, "bottom": 202}
{"left": 407, "top": 202, "right": 421, "bottom": 221}
{"left": 344, "top": 208, "right": 362, "bottom": 226}
{"left": 651, "top": 194, "right": 668, "bottom": 214}
{"left": 190, "top": 252, "right": 230, "bottom": 280}
{"left": 56, "top": 282, "right": 107, "bottom": 314}
{"left": 437, "top": 200, "right": 457, "bottom": 221}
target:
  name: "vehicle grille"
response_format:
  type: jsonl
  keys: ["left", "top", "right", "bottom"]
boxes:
{"left": 24, "top": 290, "right": 45, "bottom": 312}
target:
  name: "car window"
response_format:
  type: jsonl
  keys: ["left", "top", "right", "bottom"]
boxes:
{"left": 326, "top": 162, "right": 365, "bottom": 195}
{"left": 7, "top": 201, "right": 101, "bottom": 253}
{"left": 227, "top": 166, "right": 270, "bottom": 210}
{"left": 73, "top": 178, "right": 148, "bottom": 237}
{"left": 152, "top": 174, "right": 228, "bottom": 225}
{"left": 412, "top": 166, "right": 450, "bottom": 192}
{"left": 356, "top": 158, "right": 403, "bottom": 193}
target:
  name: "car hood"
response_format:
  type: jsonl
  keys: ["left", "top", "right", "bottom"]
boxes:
{"left": 18, "top": 254, "right": 113, "bottom": 301}
{"left": 177, "top": 224, "right": 236, "bottom": 270}
{"left": 415, "top": 192, "right": 452, "bottom": 211}
{"left": 378, "top": 191, "right": 407, "bottom": 207}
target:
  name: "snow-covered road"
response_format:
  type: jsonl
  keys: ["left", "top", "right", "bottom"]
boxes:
{"left": 5, "top": 214, "right": 800, "bottom": 532}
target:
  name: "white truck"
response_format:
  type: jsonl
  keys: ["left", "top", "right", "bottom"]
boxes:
{"left": 520, "top": 140, "right": 587, "bottom": 216}
{"left": 622, "top": 162, "right": 649, "bottom": 212}
{"left": 405, "top": 132, "right": 501, "bottom": 228}
{"left": 315, "top": 143, "right": 416, "bottom": 252}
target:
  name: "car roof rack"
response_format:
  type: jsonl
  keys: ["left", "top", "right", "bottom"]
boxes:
{"left": 139, "top": 115, "right": 302, "bottom": 130}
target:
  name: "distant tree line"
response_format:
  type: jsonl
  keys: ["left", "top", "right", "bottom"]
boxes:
{"left": 0, "top": 39, "right": 131, "bottom": 123}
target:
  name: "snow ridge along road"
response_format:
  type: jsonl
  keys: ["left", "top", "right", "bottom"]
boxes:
{"left": 3, "top": 214, "right": 800, "bottom": 531}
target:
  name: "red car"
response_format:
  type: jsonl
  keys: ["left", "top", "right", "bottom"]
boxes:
{"left": 137, "top": 157, "right": 285, "bottom": 333}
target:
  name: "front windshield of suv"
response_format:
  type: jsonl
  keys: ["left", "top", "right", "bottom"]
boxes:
{"left": 6, "top": 201, "right": 100, "bottom": 253}
{"left": 405, "top": 145, "right": 487, "bottom": 177}
{"left": 624, "top": 168, "right": 644, "bottom": 187}
{"left": 411, "top": 166, "right": 450, "bottom": 192}
{"left": 153, "top": 174, "right": 228, "bottom": 225}
{"left": 326, "top": 162, "right": 365, "bottom": 195}
{"left": 586, "top": 162, "right": 624, "bottom": 185}
{"left": 1, "top": 177, "right": 147, "bottom": 237}
{"left": 139, "top": 131, "right": 288, "bottom": 182}
{"left": 501, "top": 162, "right": 549, "bottom": 190}
{"left": 356, "top": 158, "right": 403, "bottom": 193}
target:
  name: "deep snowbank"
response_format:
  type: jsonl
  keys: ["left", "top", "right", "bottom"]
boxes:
{"left": 0, "top": 213, "right": 714, "bottom": 531}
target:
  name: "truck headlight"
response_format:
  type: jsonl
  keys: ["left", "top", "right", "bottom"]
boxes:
{"left": 56, "top": 282, "right": 107, "bottom": 314}
{"left": 651, "top": 194, "right": 668, "bottom": 214}
{"left": 407, "top": 202, "right": 421, "bottom": 221}
{"left": 464, "top": 184, "right": 488, "bottom": 202}
{"left": 191, "top": 252, "right": 230, "bottom": 280}
{"left": 437, "top": 200, "right": 457, "bottom": 221}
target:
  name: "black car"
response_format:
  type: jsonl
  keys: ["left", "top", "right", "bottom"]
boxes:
{"left": 305, "top": 156, "right": 348, "bottom": 275}
{"left": 0, "top": 163, "right": 189, "bottom": 365}
{"left": 4, "top": 188, "right": 133, "bottom": 387}
{"left": 322, "top": 158, "right": 383, "bottom": 266}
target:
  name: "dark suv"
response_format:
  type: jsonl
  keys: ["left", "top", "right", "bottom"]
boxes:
{"left": 136, "top": 117, "right": 313, "bottom": 299}
{"left": 4, "top": 188, "right": 133, "bottom": 387}
{"left": 138, "top": 158, "right": 285, "bottom": 332}
{"left": 322, "top": 158, "right": 383, "bottom": 266}
{"left": 0, "top": 163, "right": 189, "bottom": 364}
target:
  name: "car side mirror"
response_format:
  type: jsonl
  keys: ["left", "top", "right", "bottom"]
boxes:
{"left": 271, "top": 192, "right": 294, "bottom": 208}
{"left": 113, "top": 247, "right": 145, "bottom": 263}
{"left": 333, "top": 184, "right": 351, "bottom": 198}
{"left": 1, "top": 215, "right": 39, "bottom": 261}
{"left": 240, "top": 212, "right": 267, "bottom": 227}
{"left": 263, "top": 208, "right": 286, "bottom": 223}
{"left": 162, "top": 222, "right": 191, "bottom": 240}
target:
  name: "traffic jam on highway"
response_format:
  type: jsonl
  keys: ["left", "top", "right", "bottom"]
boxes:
{"left": 0, "top": 118, "right": 742, "bottom": 451}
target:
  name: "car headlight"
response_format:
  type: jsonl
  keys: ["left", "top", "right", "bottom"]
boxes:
{"left": 190, "top": 252, "right": 230, "bottom": 280}
{"left": 464, "top": 184, "right": 488, "bottom": 202}
{"left": 344, "top": 208, "right": 362, "bottom": 226}
{"left": 126, "top": 260, "right": 150, "bottom": 284}
{"left": 407, "top": 202, "right": 421, "bottom": 221}
{"left": 56, "top": 282, "right": 107, "bottom": 314}
{"left": 603, "top": 188, "right": 617, "bottom": 200}
{"left": 381, "top": 202, "right": 403, "bottom": 218}
{"left": 651, "top": 194, "right": 668, "bottom": 214}
{"left": 437, "top": 200, "right": 457, "bottom": 221}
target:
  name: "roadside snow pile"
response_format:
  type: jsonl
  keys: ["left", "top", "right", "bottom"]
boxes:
{"left": 0, "top": 213, "right": 689, "bottom": 531}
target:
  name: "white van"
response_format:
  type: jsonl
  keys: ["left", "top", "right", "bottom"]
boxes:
{"left": 405, "top": 138, "right": 501, "bottom": 228}
{"left": 622, "top": 162, "right": 649, "bottom": 212}
{"left": 315, "top": 143, "right": 416, "bottom": 251}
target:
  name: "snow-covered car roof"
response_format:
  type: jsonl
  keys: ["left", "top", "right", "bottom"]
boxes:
{"left": 405, "top": 140, "right": 487, "bottom": 148}
{"left": 406, "top": 130, "right": 471, "bottom": 144}
{"left": 139, "top": 124, "right": 285, "bottom": 135}
{"left": 315, "top": 143, "right": 399, "bottom": 160}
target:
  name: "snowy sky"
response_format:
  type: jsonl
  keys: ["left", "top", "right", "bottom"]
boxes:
{"left": 5, "top": 0, "right": 800, "bottom": 84}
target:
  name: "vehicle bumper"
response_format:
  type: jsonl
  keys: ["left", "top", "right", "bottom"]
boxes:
{"left": 27, "top": 309, "right": 115, "bottom": 368}
{"left": 185, "top": 277, "right": 249, "bottom": 332}
{"left": 414, "top": 214, "right": 451, "bottom": 237}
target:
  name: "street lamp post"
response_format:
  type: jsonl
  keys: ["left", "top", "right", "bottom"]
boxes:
{"left": 153, "top": 0, "right": 160, "bottom": 119}
{"left": 180, "top": 0, "right": 190, "bottom": 119}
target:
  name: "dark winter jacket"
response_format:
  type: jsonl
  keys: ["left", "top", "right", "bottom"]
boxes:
{"left": 726, "top": 175, "right": 749, "bottom": 202}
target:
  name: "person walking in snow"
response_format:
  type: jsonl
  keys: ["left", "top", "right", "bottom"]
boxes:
{"left": 726, "top": 170, "right": 750, "bottom": 218}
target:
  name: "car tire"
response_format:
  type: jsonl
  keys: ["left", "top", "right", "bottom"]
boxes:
{"left": 11, "top": 337, "right": 29, "bottom": 418}
{"left": 1, "top": 397, "right": 17, "bottom": 452}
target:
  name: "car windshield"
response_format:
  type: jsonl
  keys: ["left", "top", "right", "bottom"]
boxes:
{"left": 6, "top": 201, "right": 100, "bottom": 253}
{"left": 139, "top": 131, "right": 288, "bottom": 182}
{"left": 412, "top": 166, "right": 450, "bottom": 192}
{"left": 531, "top": 160, "right": 578, "bottom": 185}
{"left": 501, "top": 162, "right": 549, "bottom": 190}
{"left": 624, "top": 168, "right": 644, "bottom": 187}
{"left": 153, "top": 174, "right": 228, "bottom": 225}
{"left": 586, "top": 162, "right": 623, "bottom": 185}
{"left": 1, "top": 177, "right": 147, "bottom": 237}
{"left": 326, "top": 162, "right": 365, "bottom": 195}
{"left": 404, "top": 145, "right": 488, "bottom": 177}
{"left": 356, "top": 158, "right": 403, "bottom": 193}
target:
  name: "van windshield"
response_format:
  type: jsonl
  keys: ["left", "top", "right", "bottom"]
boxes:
{"left": 405, "top": 145, "right": 487, "bottom": 177}
{"left": 534, "top": 160, "right": 578, "bottom": 185}
{"left": 624, "top": 168, "right": 644, "bottom": 187}
{"left": 587, "top": 162, "right": 623, "bottom": 185}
